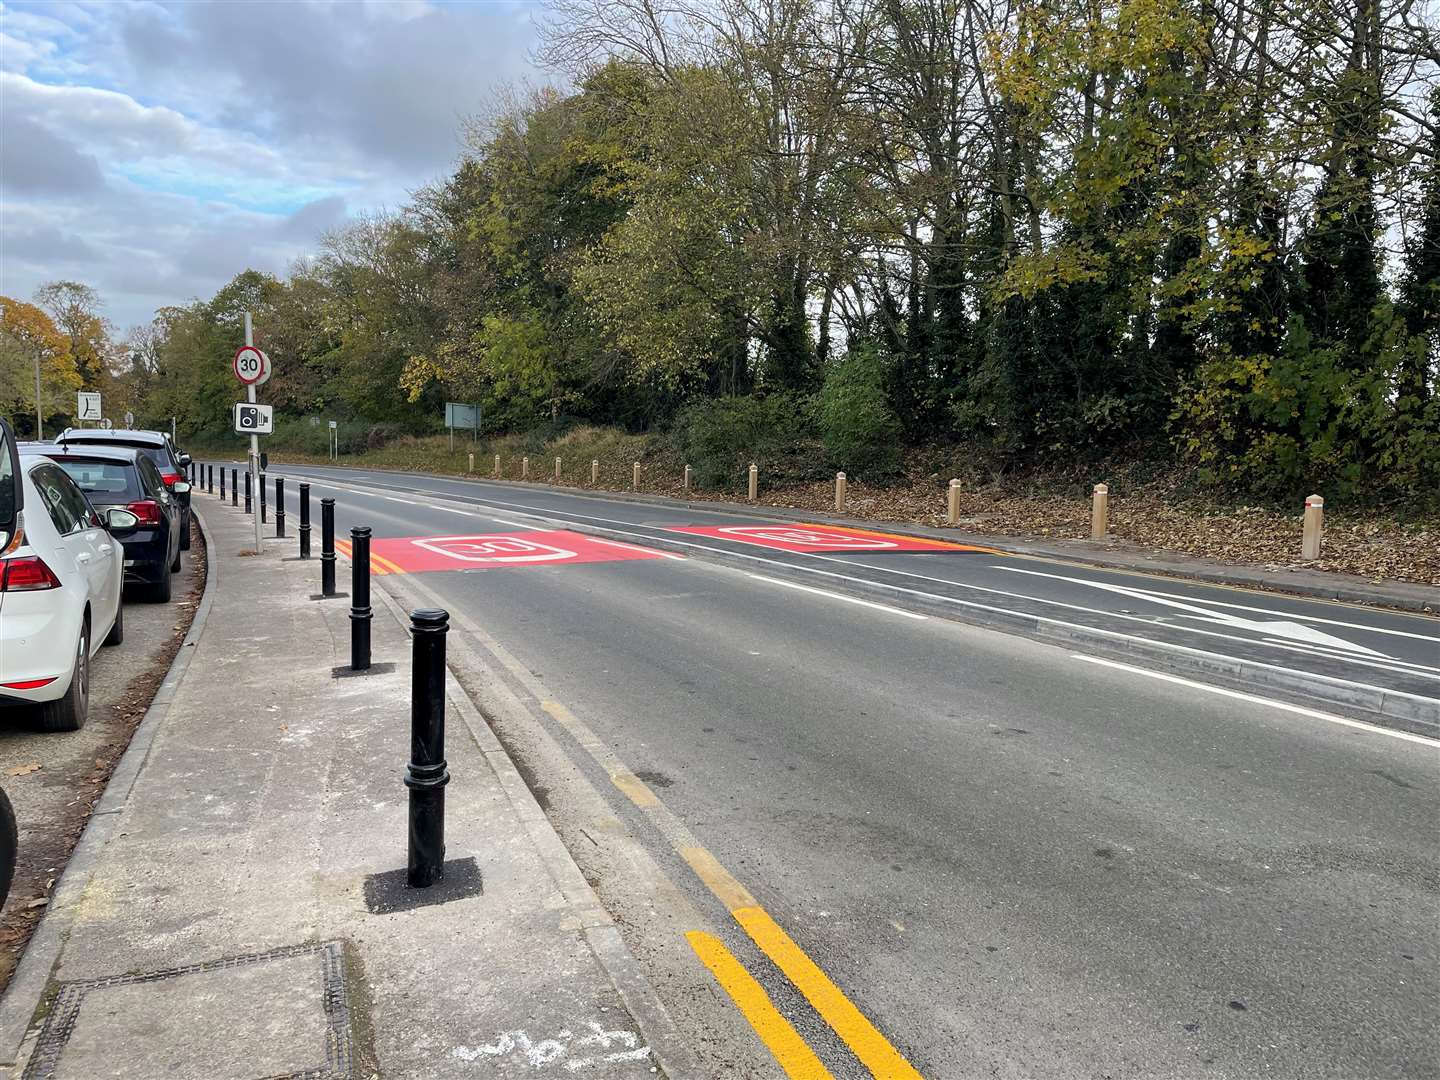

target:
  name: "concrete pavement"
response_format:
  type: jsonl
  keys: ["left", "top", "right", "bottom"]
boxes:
{"left": 254, "top": 462, "right": 1440, "bottom": 1079}
{"left": 0, "top": 499, "right": 701, "bottom": 1079}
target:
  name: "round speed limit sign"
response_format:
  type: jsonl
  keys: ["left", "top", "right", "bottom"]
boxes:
{"left": 233, "top": 345, "right": 265, "bottom": 385}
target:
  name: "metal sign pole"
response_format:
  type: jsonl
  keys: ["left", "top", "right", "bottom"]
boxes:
{"left": 245, "top": 312, "right": 263, "bottom": 554}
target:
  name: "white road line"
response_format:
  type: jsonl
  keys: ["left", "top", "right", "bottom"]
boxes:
{"left": 277, "top": 470, "right": 1440, "bottom": 713}
{"left": 746, "top": 573, "right": 928, "bottom": 620}
{"left": 1071, "top": 654, "right": 1440, "bottom": 747}
{"left": 772, "top": 553, "right": 1440, "bottom": 679}
{"left": 1257, "top": 638, "right": 1440, "bottom": 679}
{"left": 997, "top": 564, "right": 1440, "bottom": 643}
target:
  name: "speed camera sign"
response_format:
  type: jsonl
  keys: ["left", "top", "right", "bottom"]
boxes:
{"left": 234, "top": 402, "right": 274, "bottom": 434}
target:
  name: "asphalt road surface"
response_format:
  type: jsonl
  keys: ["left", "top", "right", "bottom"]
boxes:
{"left": 235, "top": 463, "right": 1438, "bottom": 1079}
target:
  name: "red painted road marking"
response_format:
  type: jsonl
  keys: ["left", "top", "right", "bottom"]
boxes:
{"left": 366, "top": 530, "right": 667, "bottom": 574}
{"left": 665, "top": 523, "right": 994, "bottom": 554}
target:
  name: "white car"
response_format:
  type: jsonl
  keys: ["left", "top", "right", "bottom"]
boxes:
{"left": 0, "top": 424, "right": 134, "bottom": 732}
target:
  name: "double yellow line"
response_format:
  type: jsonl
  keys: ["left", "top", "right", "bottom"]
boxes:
{"left": 333, "top": 538, "right": 405, "bottom": 576}
{"left": 678, "top": 851, "right": 923, "bottom": 1080}
{"left": 563, "top": 691, "right": 924, "bottom": 1078}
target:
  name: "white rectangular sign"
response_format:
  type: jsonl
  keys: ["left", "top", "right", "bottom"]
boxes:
{"left": 77, "top": 392, "right": 101, "bottom": 421}
{"left": 445, "top": 402, "right": 480, "bottom": 430}
{"left": 234, "top": 402, "right": 274, "bottom": 434}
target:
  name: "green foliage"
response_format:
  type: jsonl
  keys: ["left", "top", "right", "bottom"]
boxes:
{"left": 815, "top": 349, "right": 902, "bottom": 478}
{"left": 672, "top": 394, "right": 817, "bottom": 487}
{"left": 106, "top": 4, "right": 1434, "bottom": 509}
{"left": 1174, "top": 314, "right": 1439, "bottom": 503}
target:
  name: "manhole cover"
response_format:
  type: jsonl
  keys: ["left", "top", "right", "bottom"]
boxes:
{"left": 24, "top": 941, "right": 354, "bottom": 1080}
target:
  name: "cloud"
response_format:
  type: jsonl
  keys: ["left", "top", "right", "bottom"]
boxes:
{"left": 0, "top": 222, "right": 101, "bottom": 263}
{"left": 0, "top": 113, "right": 105, "bottom": 194}
{"left": 0, "top": 0, "right": 543, "bottom": 329}
{"left": 281, "top": 195, "right": 349, "bottom": 240}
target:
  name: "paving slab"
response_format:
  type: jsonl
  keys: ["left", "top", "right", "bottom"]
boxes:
{"left": 0, "top": 502, "right": 687, "bottom": 1079}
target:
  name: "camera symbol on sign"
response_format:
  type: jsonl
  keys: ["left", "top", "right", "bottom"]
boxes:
{"left": 233, "top": 402, "right": 273, "bottom": 434}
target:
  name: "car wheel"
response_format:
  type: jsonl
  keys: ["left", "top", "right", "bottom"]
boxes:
{"left": 151, "top": 567, "right": 173, "bottom": 603}
{"left": 0, "top": 787, "right": 16, "bottom": 909}
{"left": 102, "top": 600, "right": 124, "bottom": 646}
{"left": 180, "top": 512, "right": 191, "bottom": 551}
{"left": 170, "top": 546, "right": 182, "bottom": 574}
{"left": 38, "top": 622, "right": 88, "bottom": 732}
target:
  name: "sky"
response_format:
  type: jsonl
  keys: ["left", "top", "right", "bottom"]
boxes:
{"left": 0, "top": 0, "right": 541, "bottom": 332}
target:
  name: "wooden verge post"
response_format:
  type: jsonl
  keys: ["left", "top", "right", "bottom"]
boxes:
{"left": 1301, "top": 494, "right": 1324, "bottom": 561}
{"left": 1090, "top": 483, "right": 1109, "bottom": 540}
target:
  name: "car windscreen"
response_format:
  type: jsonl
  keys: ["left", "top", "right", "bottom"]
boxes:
{"left": 63, "top": 438, "right": 169, "bottom": 466}
{"left": 53, "top": 458, "right": 143, "bottom": 502}
{"left": 137, "top": 446, "right": 173, "bottom": 470}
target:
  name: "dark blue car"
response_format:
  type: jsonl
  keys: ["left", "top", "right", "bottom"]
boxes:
{"left": 37, "top": 445, "right": 186, "bottom": 602}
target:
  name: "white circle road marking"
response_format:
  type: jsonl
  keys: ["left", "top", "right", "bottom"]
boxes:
{"left": 410, "top": 536, "right": 579, "bottom": 563}
{"left": 716, "top": 526, "right": 897, "bottom": 549}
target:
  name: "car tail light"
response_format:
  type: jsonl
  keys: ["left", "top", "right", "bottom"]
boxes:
{"left": 0, "top": 677, "right": 58, "bottom": 691}
{"left": 161, "top": 472, "right": 181, "bottom": 487}
{"left": 126, "top": 500, "right": 163, "bottom": 526}
{"left": 0, "top": 555, "right": 62, "bottom": 591}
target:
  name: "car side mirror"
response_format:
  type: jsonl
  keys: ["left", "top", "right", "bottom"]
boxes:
{"left": 106, "top": 508, "right": 140, "bottom": 536}
{"left": 173, "top": 481, "right": 191, "bottom": 495}
{"left": 177, "top": 453, "right": 192, "bottom": 466}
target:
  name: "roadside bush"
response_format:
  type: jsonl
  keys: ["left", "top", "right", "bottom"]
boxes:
{"left": 672, "top": 393, "right": 818, "bottom": 487}
{"left": 1173, "top": 315, "right": 1440, "bottom": 507}
{"left": 364, "top": 424, "right": 401, "bottom": 451}
{"left": 816, "top": 348, "right": 902, "bottom": 478}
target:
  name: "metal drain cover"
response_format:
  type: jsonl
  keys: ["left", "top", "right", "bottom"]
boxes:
{"left": 24, "top": 941, "right": 354, "bottom": 1080}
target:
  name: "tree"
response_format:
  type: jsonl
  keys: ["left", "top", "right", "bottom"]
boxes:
{"left": 0, "top": 297, "right": 81, "bottom": 435}
{"left": 34, "top": 280, "right": 112, "bottom": 387}
{"left": 1398, "top": 88, "right": 1439, "bottom": 403}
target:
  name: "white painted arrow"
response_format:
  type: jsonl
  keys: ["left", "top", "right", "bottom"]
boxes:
{"left": 996, "top": 567, "right": 1389, "bottom": 657}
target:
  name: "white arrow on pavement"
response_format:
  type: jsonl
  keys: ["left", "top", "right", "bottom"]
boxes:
{"left": 995, "top": 567, "right": 1389, "bottom": 657}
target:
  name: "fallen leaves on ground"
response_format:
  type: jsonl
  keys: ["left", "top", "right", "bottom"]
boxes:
{"left": 617, "top": 474, "right": 1440, "bottom": 587}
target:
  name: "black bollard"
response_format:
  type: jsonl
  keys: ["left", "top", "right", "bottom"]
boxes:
{"left": 275, "top": 477, "right": 286, "bottom": 538}
{"left": 406, "top": 609, "right": 450, "bottom": 888}
{"left": 231, "top": 468, "right": 238, "bottom": 507}
{"left": 207, "top": 465, "right": 213, "bottom": 494}
{"left": 298, "top": 484, "right": 311, "bottom": 559}
{"left": 350, "top": 526, "right": 372, "bottom": 670}
{"left": 321, "top": 499, "right": 336, "bottom": 595}
{"left": 260, "top": 471, "right": 267, "bottom": 524}
{"left": 244, "top": 471, "right": 252, "bottom": 514}
{"left": 219, "top": 467, "right": 226, "bottom": 500}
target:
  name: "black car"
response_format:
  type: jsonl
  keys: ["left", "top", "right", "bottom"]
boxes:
{"left": 56, "top": 429, "right": 192, "bottom": 550}
{"left": 38, "top": 445, "right": 185, "bottom": 602}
